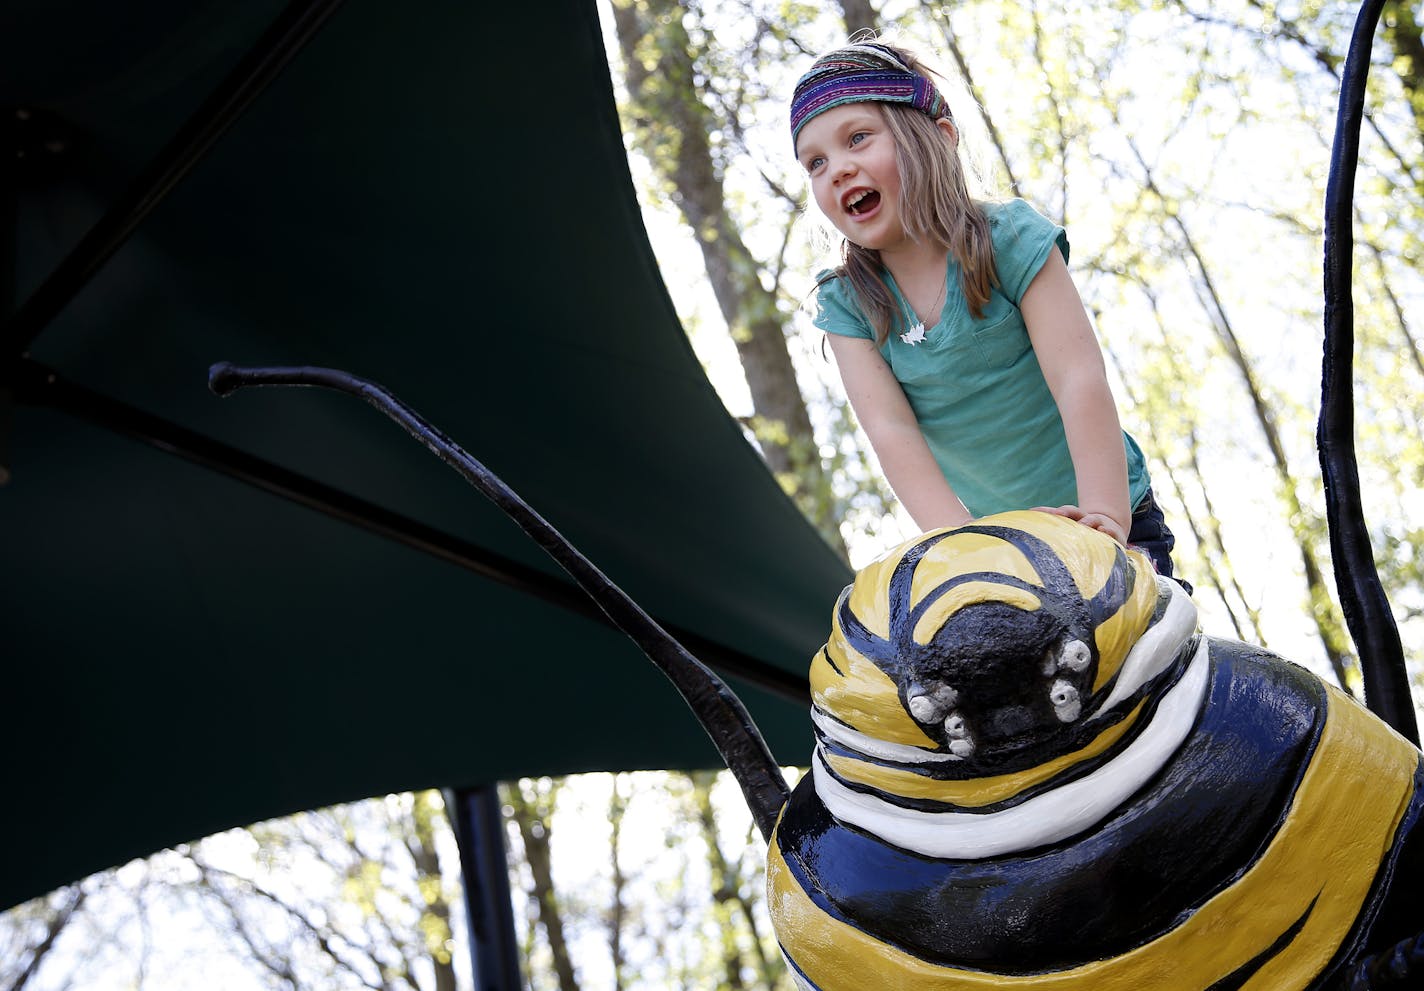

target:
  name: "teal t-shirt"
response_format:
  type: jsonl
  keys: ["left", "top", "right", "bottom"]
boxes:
{"left": 812, "top": 198, "right": 1149, "bottom": 517}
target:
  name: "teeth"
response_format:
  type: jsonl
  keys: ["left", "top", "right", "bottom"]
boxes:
{"left": 846, "top": 190, "right": 871, "bottom": 212}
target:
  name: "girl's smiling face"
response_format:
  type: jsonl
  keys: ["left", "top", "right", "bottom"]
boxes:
{"left": 796, "top": 103, "right": 908, "bottom": 256}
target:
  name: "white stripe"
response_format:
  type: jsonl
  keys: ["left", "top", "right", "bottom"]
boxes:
{"left": 810, "top": 706, "right": 964, "bottom": 765}
{"left": 813, "top": 638, "right": 1211, "bottom": 859}
{"left": 1095, "top": 577, "right": 1198, "bottom": 715}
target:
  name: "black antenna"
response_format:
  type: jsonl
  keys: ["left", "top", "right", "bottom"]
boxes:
{"left": 1319, "top": 0, "right": 1418, "bottom": 744}
{"left": 208, "top": 362, "right": 791, "bottom": 839}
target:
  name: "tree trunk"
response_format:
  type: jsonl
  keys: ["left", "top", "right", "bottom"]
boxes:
{"left": 506, "top": 780, "right": 581, "bottom": 991}
{"left": 410, "top": 792, "right": 459, "bottom": 991}
{"left": 837, "top": 0, "right": 878, "bottom": 38}
{"left": 607, "top": 775, "right": 629, "bottom": 991}
{"left": 609, "top": 0, "right": 848, "bottom": 561}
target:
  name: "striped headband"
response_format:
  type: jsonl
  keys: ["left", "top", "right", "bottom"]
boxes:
{"left": 790, "top": 43, "right": 950, "bottom": 150}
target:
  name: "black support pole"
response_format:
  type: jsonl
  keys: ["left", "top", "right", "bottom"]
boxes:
{"left": 446, "top": 786, "right": 523, "bottom": 991}
{"left": 1319, "top": 0, "right": 1419, "bottom": 745}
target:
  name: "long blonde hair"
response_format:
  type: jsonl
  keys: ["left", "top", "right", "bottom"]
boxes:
{"left": 817, "top": 46, "right": 998, "bottom": 345}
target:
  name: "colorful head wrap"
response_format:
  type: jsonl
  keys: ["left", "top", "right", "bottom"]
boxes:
{"left": 790, "top": 43, "right": 951, "bottom": 150}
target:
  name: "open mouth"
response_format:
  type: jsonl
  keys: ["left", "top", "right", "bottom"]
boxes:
{"left": 846, "top": 189, "right": 880, "bottom": 215}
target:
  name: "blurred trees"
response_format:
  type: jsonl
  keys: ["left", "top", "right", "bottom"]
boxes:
{"left": 504, "top": 772, "right": 791, "bottom": 990}
{"left": 1, "top": 778, "right": 792, "bottom": 991}
{"left": 3, "top": 886, "right": 85, "bottom": 991}
{"left": 2, "top": 792, "right": 464, "bottom": 991}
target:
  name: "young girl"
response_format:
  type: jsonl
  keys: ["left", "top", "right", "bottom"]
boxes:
{"left": 792, "top": 40, "right": 1184, "bottom": 584}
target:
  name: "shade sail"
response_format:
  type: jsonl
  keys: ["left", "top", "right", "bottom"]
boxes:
{"left": 1, "top": 0, "right": 852, "bottom": 910}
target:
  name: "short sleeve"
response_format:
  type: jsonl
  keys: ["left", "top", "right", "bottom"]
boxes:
{"left": 986, "top": 199, "right": 1070, "bottom": 304}
{"left": 809, "top": 269, "right": 874, "bottom": 340}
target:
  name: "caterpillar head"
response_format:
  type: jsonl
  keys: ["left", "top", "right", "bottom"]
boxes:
{"left": 811, "top": 511, "right": 1160, "bottom": 769}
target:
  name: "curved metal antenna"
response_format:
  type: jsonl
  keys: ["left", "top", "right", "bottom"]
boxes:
{"left": 208, "top": 362, "right": 791, "bottom": 840}
{"left": 1320, "top": 0, "right": 1418, "bottom": 745}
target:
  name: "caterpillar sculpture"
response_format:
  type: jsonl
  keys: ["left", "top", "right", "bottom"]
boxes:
{"left": 767, "top": 512, "right": 1424, "bottom": 989}
{"left": 209, "top": 363, "right": 1423, "bottom": 990}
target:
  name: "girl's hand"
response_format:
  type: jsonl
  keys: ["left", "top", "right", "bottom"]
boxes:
{"left": 1032, "top": 504, "right": 1128, "bottom": 547}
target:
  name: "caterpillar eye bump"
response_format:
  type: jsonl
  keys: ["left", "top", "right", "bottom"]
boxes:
{"left": 769, "top": 510, "right": 1424, "bottom": 991}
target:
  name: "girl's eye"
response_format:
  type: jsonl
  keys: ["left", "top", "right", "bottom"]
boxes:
{"left": 807, "top": 156, "right": 826, "bottom": 172}
{"left": 849, "top": 131, "right": 868, "bottom": 146}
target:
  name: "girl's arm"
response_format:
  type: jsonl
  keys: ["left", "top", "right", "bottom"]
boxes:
{"left": 1019, "top": 248, "right": 1132, "bottom": 545}
{"left": 826, "top": 333, "right": 974, "bottom": 532}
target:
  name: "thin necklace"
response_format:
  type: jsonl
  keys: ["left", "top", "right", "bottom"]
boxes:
{"left": 899, "top": 277, "right": 948, "bottom": 346}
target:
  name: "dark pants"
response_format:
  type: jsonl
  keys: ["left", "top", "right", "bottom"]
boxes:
{"left": 1127, "top": 489, "right": 1192, "bottom": 594}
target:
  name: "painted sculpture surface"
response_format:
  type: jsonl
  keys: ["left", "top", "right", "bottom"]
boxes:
{"left": 767, "top": 510, "right": 1424, "bottom": 989}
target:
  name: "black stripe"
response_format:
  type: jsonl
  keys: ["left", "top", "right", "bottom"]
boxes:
{"left": 886, "top": 531, "right": 956, "bottom": 644}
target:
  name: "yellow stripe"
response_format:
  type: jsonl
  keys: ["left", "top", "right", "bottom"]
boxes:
{"left": 769, "top": 681, "right": 1417, "bottom": 990}
{"left": 908, "top": 537, "right": 1046, "bottom": 610}
{"left": 911, "top": 583, "right": 1043, "bottom": 646}
{"left": 844, "top": 528, "right": 1047, "bottom": 641}
{"left": 1088, "top": 550, "right": 1158, "bottom": 691}
{"left": 813, "top": 613, "right": 938, "bottom": 749}
{"left": 823, "top": 699, "right": 1146, "bottom": 807}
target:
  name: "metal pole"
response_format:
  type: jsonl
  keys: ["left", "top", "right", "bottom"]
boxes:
{"left": 446, "top": 785, "right": 524, "bottom": 991}
{"left": 1319, "top": 0, "right": 1419, "bottom": 745}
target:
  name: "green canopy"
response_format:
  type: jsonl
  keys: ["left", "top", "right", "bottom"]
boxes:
{"left": 1, "top": 0, "right": 852, "bottom": 911}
